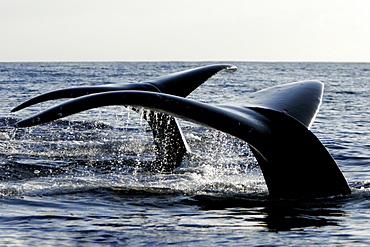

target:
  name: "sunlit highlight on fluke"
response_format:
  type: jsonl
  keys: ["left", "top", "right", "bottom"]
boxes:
{"left": 11, "top": 64, "right": 351, "bottom": 199}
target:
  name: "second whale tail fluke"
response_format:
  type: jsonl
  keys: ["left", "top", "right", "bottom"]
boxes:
{"left": 12, "top": 64, "right": 236, "bottom": 172}
{"left": 12, "top": 65, "right": 351, "bottom": 198}
{"left": 11, "top": 64, "right": 237, "bottom": 112}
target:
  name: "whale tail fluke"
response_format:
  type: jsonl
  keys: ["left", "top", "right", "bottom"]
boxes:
{"left": 12, "top": 65, "right": 351, "bottom": 198}
{"left": 12, "top": 64, "right": 236, "bottom": 172}
{"left": 11, "top": 64, "right": 236, "bottom": 112}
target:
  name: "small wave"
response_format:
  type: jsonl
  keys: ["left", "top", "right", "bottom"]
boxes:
{"left": 335, "top": 90, "right": 361, "bottom": 95}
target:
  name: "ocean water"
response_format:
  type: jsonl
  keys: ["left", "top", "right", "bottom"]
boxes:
{"left": 0, "top": 62, "right": 369, "bottom": 246}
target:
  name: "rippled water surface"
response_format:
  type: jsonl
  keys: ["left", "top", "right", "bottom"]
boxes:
{"left": 0, "top": 62, "right": 370, "bottom": 246}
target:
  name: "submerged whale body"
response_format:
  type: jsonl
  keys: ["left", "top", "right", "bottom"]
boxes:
{"left": 12, "top": 64, "right": 351, "bottom": 199}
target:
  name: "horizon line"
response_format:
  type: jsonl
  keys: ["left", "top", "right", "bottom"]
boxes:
{"left": 1, "top": 59, "right": 370, "bottom": 64}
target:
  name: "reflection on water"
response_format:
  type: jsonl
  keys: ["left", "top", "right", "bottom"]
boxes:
{"left": 185, "top": 193, "right": 349, "bottom": 232}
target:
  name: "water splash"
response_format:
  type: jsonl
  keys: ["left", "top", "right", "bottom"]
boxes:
{"left": 1, "top": 115, "right": 267, "bottom": 198}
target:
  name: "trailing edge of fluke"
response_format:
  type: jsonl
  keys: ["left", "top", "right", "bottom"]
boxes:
{"left": 11, "top": 64, "right": 351, "bottom": 199}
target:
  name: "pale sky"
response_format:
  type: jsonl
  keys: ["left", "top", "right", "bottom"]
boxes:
{"left": 1, "top": 0, "right": 370, "bottom": 62}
